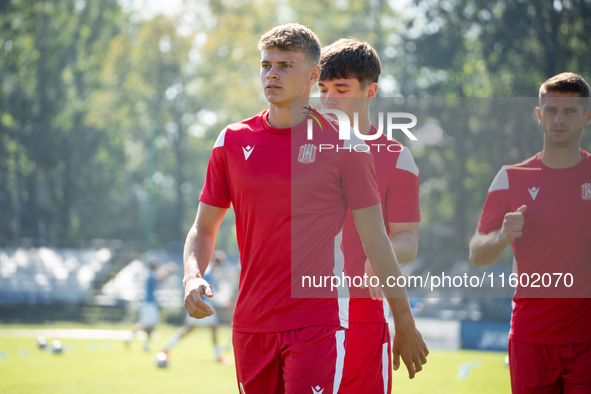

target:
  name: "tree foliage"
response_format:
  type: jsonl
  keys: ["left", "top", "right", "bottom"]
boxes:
{"left": 1, "top": 0, "right": 590, "bottom": 259}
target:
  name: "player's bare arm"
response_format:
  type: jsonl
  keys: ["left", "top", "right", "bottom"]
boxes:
{"left": 469, "top": 205, "right": 527, "bottom": 268}
{"left": 365, "top": 222, "right": 419, "bottom": 300}
{"left": 388, "top": 222, "right": 419, "bottom": 264}
{"left": 352, "top": 203, "right": 429, "bottom": 379}
{"left": 183, "top": 202, "right": 227, "bottom": 319}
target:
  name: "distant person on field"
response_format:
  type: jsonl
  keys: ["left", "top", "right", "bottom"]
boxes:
{"left": 131, "top": 259, "right": 176, "bottom": 352}
{"left": 160, "top": 250, "right": 233, "bottom": 364}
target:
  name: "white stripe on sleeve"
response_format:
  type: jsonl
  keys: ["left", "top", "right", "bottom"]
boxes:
{"left": 488, "top": 167, "right": 509, "bottom": 192}
{"left": 395, "top": 147, "right": 419, "bottom": 176}
{"left": 213, "top": 128, "right": 227, "bottom": 148}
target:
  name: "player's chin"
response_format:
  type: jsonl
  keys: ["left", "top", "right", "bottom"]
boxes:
{"left": 548, "top": 136, "right": 573, "bottom": 147}
{"left": 265, "top": 94, "right": 284, "bottom": 104}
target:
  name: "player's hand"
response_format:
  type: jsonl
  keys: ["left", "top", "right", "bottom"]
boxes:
{"left": 500, "top": 205, "right": 527, "bottom": 244}
{"left": 392, "top": 324, "right": 429, "bottom": 379}
{"left": 184, "top": 277, "right": 214, "bottom": 319}
{"left": 364, "top": 259, "right": 383, "bottom": 300}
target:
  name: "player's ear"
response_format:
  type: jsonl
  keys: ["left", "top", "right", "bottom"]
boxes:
{"left": 535, "top": 106, "right": 542, "bottom": 124}
{"left": 309, "top": 64, "right": 321, "bottom": 87}
{"left": 584, "top": 108, "right": 591, "bottom": 127}
{"left": 366, "top": 83, "right": 378, "bottom": 101}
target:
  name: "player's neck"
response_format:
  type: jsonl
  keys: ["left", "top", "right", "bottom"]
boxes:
{"left": 541, "top": 143, "right": 582, "bottom": 169}
{"left": 267, "top": 102, "right": 308, "bottom": 129}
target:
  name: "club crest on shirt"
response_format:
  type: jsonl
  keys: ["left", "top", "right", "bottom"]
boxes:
{"left": 298, "top": 144, "right": 317, "bottom": 164}
{"left": 582, "top": 183, "right": 591, "bottom": 201}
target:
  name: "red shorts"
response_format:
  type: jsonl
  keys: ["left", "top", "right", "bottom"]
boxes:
{"left": 233, "top": 325, "right": 346, "bottom": 394}
{"left": 339, "top": 322, "right": 391, "bottom": 394}
{"left": 509, "top": 339, "right": 591, "bottom": 394}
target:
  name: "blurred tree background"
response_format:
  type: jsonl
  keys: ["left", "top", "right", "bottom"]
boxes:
{"left": 1, "top": 0, "right": 590, "bottom": 260}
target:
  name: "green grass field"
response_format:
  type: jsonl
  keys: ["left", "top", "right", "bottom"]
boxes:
{"left": 0, "top": 322, "right": 510, "bottom": 393}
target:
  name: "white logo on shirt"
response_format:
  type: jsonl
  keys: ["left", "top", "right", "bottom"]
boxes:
{"left": 312, "top": 386, "right": 324, "bottom": 394}
{"left": 242, "top": 146, "right": 254, "bottom": 160}
{"left": 528, "top": 187, "right": 540, "bottom": 200}
{"left": 240, "top": 383, "right": 246, "bottom": 394}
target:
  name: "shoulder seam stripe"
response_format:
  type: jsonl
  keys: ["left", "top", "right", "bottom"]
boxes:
{"left": 213, "top": 128, "right": 227, "bottom": 148}
{"left": 489, "top": 167, "right": 509, "bottom": 192}
{"left": 395, "top": 147, "right": 419, "bottom": 176}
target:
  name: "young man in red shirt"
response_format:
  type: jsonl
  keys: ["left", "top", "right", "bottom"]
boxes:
{"left": 183, "top": 24, "right": 427, "bottom": 394}
{"left": 470, "top": 72, "right": 591, "bottom": 393}
{"left": 318, "top": 39, "right": 423, "bottom": 393}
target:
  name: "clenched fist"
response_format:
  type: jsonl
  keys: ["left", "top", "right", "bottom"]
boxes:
{"left": 500, "top": 205, "right": 527, "bottom": 244}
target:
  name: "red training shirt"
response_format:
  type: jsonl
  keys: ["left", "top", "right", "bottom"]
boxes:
{"left": 341, "top": 129, "right": 421, "bottom": 323}
{"left": 477, "top": 149, "right": 591, "bottom": 344}
{"left": 200, "top": 109, "right": 381, "bottom": 333}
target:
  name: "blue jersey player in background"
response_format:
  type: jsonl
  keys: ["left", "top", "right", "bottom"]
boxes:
{"left": 130, "top": 259, "right": 176, "bottom": 351}
{"left": 160, "top": 251, "right": 233, "bottom": 364}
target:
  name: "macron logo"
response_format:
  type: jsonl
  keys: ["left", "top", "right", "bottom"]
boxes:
{"left": 242, "top": 146, "right": 254, "bottom": 160}
{"left": 312, "top": 386, "right": 324, "bottom": 394}
{"left": 528, "top": 187, "right": 540, "bottom": 200}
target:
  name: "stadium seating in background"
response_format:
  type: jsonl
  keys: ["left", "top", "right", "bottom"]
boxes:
{"left": 0, "top": 247, "right": 112, "bottom": 304}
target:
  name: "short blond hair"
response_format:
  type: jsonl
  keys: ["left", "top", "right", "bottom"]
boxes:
{"left": 258, "top": 23, "right": 321, "bottom": 65}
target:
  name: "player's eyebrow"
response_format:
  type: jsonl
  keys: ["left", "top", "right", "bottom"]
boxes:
{"left": 261, "top": 60, "right": 296, "bottom": 65}
{"left": 317, "top": 81, "right": 353, "bottom": 87}
{"left": 544, "top": 104, "right": 579, "bottom": 111}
